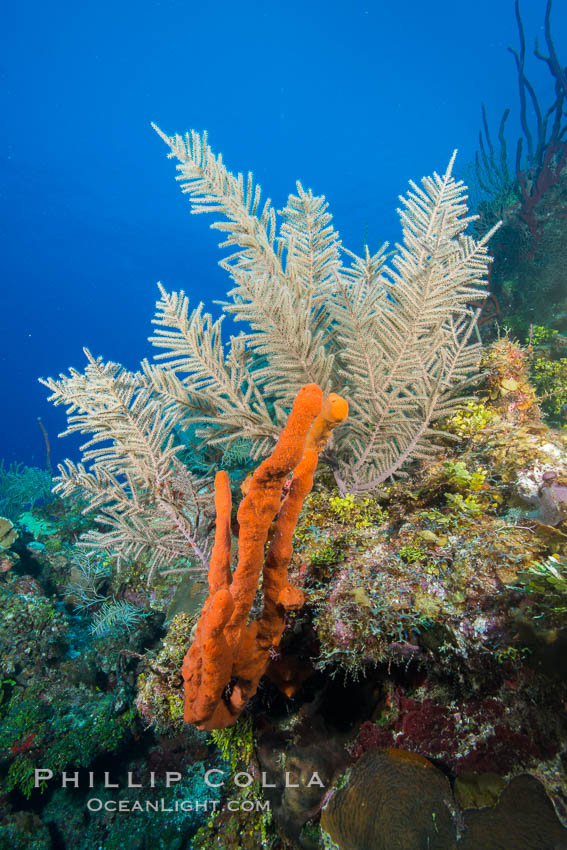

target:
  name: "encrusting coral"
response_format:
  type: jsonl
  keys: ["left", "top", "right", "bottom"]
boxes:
{"left": 0, "top": 517, "right": 17, "bottom": 550}
{"left": 182, "top": 385, "right": 348, "bottom": 730}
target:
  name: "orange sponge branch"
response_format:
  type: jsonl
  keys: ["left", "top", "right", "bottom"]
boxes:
{"left": 181, "top": 384, "right": 348, "bottom": 730}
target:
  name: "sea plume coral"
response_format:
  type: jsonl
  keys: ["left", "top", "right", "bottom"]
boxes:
{"left": 40, "top": 350, "right": 212, "bottom": 583}
{"left": 41, "top": 131, "right": 499, "bottom": 580}
{"left": 148, "top": 128, "right": 499, "bottom": 493}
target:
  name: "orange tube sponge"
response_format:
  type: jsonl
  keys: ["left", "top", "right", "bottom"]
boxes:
{"left": 306, "top": 392, "right": 349, "bottom": 451}
{"left": 207, "top": 471, "right": 233, "bottom": 595}
{"left": 181, "top": 384, "right": 348, "bottom": 730}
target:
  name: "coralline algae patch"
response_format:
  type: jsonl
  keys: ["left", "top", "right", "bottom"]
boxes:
{"left": 348, "top": 684, "right": 561, "bottom": 775}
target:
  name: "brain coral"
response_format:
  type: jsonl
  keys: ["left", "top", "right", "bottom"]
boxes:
{"left": 320, "top": 747, "right": 457, "bottom": 849}
{"left": 459, "top": 774, "right": 567, "bottom": 850}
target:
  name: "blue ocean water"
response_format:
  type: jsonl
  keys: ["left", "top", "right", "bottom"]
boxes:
{"left": 2, "top": 0, "right": 566, "bottom": 469}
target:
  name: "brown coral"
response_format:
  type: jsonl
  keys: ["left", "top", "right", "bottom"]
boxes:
{"left": 459, "top": 774, "right": 567, "bottom": 850}
{"left": 0, "top": 517, "right": 17, "bottom": 550}
{"left": 320, "top": 747, "right": 458, "bottom": 849}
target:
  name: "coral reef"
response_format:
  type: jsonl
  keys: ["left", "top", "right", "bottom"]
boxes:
{"left": 5, "top": 15, "right": 567, "bottom": 835}
{"left": 2, "top": 331, "right": 567, "bottom": 850}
